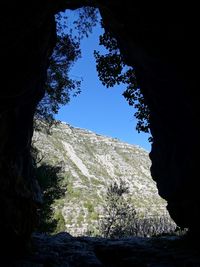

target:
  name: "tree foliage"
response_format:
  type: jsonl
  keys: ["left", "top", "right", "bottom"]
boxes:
{"left": 35, "top": 7, "right": 98, "bottom": 124}
{"left": 99, "top": 179, "right": 177, "bottom": 238}
{"left": 35, "top": 33, "right": 81, "bottom": 124}
{"left": 99, "top": 179, "right": 137, "bottom": 238}
{"left": 35, "top": 162, "right": 66, "bottom": 233}
{"left": 94, "top": 29, "right": 150, "bottom": 134}
{"left": 73, "top": 7, "right": 98, "bottom": 39}
{"left": 35, "top": 7, "right": 150, "bottom": 135}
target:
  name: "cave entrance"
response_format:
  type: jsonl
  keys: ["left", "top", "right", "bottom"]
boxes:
{"left": 33, "top": 8, "right": 178, "bottom": 239}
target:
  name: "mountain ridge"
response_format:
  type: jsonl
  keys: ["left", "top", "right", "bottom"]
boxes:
{"left": 33, "top": 120, "right": 175, "bottom": 236}
{"left": 59, "top": 121, "right": 150, "bottom": 152}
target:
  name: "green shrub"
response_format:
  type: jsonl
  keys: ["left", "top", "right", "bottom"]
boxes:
{"left": 84, "top": 201, "right": 94, "bottom": 213}
{"left": 54, "top": 210, "right": 66, "bottom": 233}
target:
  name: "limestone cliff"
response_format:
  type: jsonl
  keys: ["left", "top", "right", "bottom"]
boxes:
{"left": 33, "top": 121, "right": 175, "bottom": 236}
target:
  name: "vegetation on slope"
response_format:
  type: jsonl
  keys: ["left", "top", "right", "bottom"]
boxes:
{"left": 33, "top": 121, "right": 177, "bottom": 237}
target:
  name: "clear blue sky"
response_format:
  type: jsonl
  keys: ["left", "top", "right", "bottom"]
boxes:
{"left": 55, "top": 12, "right": 151, "bottom": 152}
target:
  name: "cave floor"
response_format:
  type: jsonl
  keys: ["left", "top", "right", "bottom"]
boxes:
{"left": 4, "top": 232, "right": 200, "bottom": 267}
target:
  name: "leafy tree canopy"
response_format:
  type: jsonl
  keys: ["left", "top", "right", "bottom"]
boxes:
{"left": 35, "top": 7, "right": 98, "bottom": 125}
{"left": 99, "top": 179, "right": 137, "bottom": 238}
{"left": 94, "top": 28, "right": 150, "bottom": 134}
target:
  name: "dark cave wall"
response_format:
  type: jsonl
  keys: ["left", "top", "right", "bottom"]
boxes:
{"left": 98, "top": 4, "right": 200, "bottom": 232}
{"left": 0, "top": 3, "right": 57, "bottom": 250}
{"left": 0, "top": 2, "right": 200, "bottom": 251}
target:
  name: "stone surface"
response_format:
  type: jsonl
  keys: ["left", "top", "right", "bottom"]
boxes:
{"left": 97, "top": 3, "right": 200, "bottom": 234}
{"left": 33, "top": 121, "right": 175, "bottom": 236}
{"left": 0, "top": 3, "right": 56, "bottom": 250}
{"left": 4, "top": 232, "right": 200, "bottom": 267}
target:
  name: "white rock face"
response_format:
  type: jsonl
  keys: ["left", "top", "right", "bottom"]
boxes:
{"left": 62, "top": 141, "right": 91, "bottom": 178}
{"left": 33, "top": 121, "right": 173, "bottom": 236}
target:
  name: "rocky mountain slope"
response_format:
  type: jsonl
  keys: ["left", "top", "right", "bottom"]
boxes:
{"left": 33, "top": 121, "right": 175, "bottom": 236}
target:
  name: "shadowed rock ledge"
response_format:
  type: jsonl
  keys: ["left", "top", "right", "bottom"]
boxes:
{"left": 3, "top": 232, "right": 200, "bottom": 267}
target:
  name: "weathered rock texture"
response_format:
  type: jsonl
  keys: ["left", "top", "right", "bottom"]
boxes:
{"left": 0, "top": 0, "right": 199, "bottom": 255}
{"left": 97, "top": 4, "right": 200, "bottom": 234}
{"left": 34, "top": 121, "right": 175, "bottom": 236}
{"left": 0, "top": 3, "right": 57, "bottom": 251}
{"left": 4, "top": 232, "right": 200, "bottom": 267}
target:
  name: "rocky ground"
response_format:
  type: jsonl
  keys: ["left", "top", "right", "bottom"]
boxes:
{"left": 4, "top": 232, "right": 200, "bottom": 267}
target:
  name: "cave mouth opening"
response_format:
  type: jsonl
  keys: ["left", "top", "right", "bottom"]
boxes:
{"left": 2, "top": 4, "right": 199, "bottom": 265}
{"left": 32, "top": 7, "right": 183, "bottom": 240}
